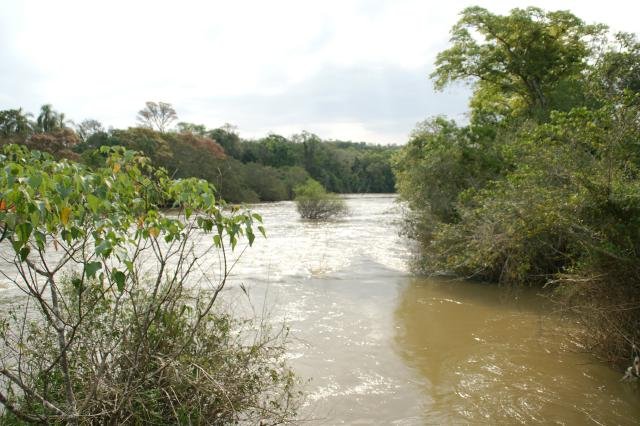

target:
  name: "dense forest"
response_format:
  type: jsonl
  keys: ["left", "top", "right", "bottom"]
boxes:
{"left": 393, "top": 6, "right": 640, "bottom": 364}
{"left": 0, "top": 103, "right": 397, "bottom": 203}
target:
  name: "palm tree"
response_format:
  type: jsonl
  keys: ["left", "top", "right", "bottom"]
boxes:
{"left": 56, "top": 112, "right": 74, "bottom": 129}
{"left": 36, "top": 104, "right": 61, "bottom": 132}
{"left": 0, "top": 108, "right": 33, "bottom": 136}
{"left": 13, "top": 108, "right": 33, "bottom": 134}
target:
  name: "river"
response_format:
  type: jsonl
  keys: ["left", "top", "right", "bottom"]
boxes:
{"left": 1, "top": 194, "right": 638, "bottom": 424}
{"left": 225, "top": 194, "right": 640, "bottom": 425}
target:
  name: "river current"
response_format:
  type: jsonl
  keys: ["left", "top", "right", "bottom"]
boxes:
{"left": 1, "top": 194, "right": 638, "bottom": 424}
{"left": 226, "top": 194, "right": 640, "bottom": 425}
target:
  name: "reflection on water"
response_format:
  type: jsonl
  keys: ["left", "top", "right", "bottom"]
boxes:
{"left": 224, "top": 195, "right": 640, "bottom": 424}
{"left": 395, "top": 278, "right": 640, "bottom": 424}
{"left": 1, "top": 194, "right": 639, "bottom": 424}
{"left": 225, "top": 195, "right": 426, "bottom": 424}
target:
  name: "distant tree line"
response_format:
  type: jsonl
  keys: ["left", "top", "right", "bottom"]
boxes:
{"left": 0, "top": 102, "right": 398, "bottom": 203}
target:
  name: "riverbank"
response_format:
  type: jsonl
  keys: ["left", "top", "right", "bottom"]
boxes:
{"left": 1, "top": 195, "right": 637, "bottom": 423}
{"left": 223, "top": 196, "right": 640, "bottom": 424}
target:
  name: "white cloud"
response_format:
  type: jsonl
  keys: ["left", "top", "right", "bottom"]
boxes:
{"left": 1, "top": 0, "right": 639, "bottom": 143}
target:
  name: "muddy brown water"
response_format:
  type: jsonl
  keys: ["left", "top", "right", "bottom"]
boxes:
{"left": 226, "top": 195, "right": 640, "bottom": 425}
{"left": 1, "top": 194, "right": 638, "bottom": 424}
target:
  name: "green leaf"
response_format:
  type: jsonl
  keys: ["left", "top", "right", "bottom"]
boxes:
{"left": 213, "top": 234, "right": 221, "bottom": 247}
{"left": 34, "top": 231, "right": 46, "bottom": 250}
{"left": 112, "top": 269, "right": 126, "bottom": 292}
{"left": 85, "top": 261, "right": 101, "bottom": 278}
{"left": 86, "top": 194, "right": 100, "bottom": 213}
{"left": 61, "top": 229, "right": 71, "bottom": 243}
{"left": 200, "top": 218, "right": 213, "bottom": 232}
{"left": 71, "top": 278, "right": 83, "bottom": 291}
{"left": 70, "top": 226, "right": 82, "bottom": 239}
{"left": 258, "top": 225, "right": 266, "bottom": 238}
{"left": 95, "top": 240, "right": 112, "bottom": 258}
{"left": 28, "top": 174, "right": 42, "bottom": 189}
{"left": 15, "top": 222, "right": 33, "bottom": 244}
{"left": 30, "top": 211, "right": 40, "bottom": 228}
{"left": 18, "top": 247, "right": 30, "bottom": 262}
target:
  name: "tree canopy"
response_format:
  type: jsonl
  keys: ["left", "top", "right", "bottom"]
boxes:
{"left": 136, "top": 101, "right": 178, "bottom": 132}
{"left": 432, "top": 6, "right": 606, "bottom": 120}
{"left": 396, "top": 6, "right": 640, "bottom": 365}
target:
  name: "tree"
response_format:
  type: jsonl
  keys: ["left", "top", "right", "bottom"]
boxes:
{"left": 351, "top": 152, "right": 396, "bottom": 193}
{"left": 36, "top": 104, "right": 69, "bottom": 132}
{"left": 176, "top": 121, "right": 207, "bottom": 135}
{"left": 393, "top": 117, "right": 503, "bottom": 224}
{"left": 100, "top": 127, "right": 173, "bottom": 164}
{"left": 396, "top": 6, "right": 640, "bottom": 364}
{"left": 294, "top": 179, "right": 348, "bottom": 220}
{"left": 432, "top": 6, "right": 606, "bottom": 119}
{"left": 0, "top": 144, "right": 298, "bottom": 423}
{"left": 0, "top": 108, "right": 33, "bottom": 136}
{"left": 279, "top": 166, "right": 311, "bottom": 199}
{"left": 589, "top": 32, "right": 640, "bottom": 101}
{"left": 75, "top": 118, "right": 104, "bottom": 142}
{"left": 208, "top": 125, "right": 242, "bottom": 159}
{"left": 261, "top": 134, "right": 300, "bottom": 167}
{"left": 244, "top": 163, "right": 289, "bottom": 201}
{"left": 136, "top": 101, "right": 177, "bottom": 132}
{"left": 24, "top": 127, "right": 81, "bottom": 160}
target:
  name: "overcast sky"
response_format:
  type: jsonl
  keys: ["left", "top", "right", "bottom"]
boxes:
{"left": 1, "top": 1, "right": 639, "bottom": 144}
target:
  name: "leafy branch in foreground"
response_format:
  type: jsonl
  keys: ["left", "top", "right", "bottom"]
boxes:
{"left": 0, "top": 144, "right": 299, "bottom": 424}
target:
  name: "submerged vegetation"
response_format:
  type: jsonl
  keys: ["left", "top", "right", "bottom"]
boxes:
{"left": 0, "top": 145, "right": 299, "bottom": 423}
{"left": 394, "top": 6, "right": 640, "bottom": 364}
{"left": 294, "top": 179, "right": 348, "bottom": 220}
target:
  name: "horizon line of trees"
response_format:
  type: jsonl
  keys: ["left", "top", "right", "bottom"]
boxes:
{"left": 0, "top": 102, "right": 398, "bottom": 202}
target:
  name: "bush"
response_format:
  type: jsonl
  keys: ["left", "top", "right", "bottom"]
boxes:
{"left": 294, "top": 179, "right": 348, "bottom": 220}
{"left": 0, "top": 145, "right": 300, "bottom": 424}
{"left": 1, "top": 279, "right": 299, "bottom": 425}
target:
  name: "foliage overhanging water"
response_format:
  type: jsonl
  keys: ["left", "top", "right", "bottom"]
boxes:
{"left": 1, "top": 195, "right": 638, "bottom": 424}
{"left": 227, "top": 195, "right": 640, "bottom": 424}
